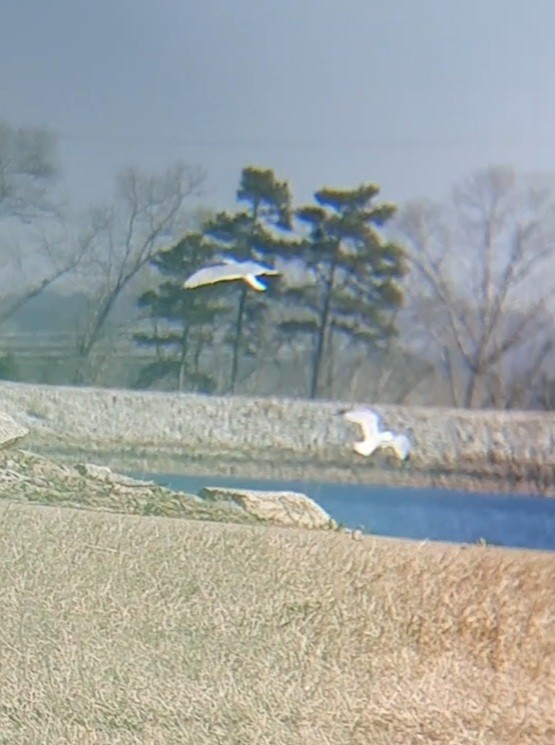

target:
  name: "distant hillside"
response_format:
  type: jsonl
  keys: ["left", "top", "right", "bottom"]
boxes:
{"left": 3, "top": 288, "right": 135, "bottom": 332}
{"left": 4, "top": 290, "right": 89, "bottom": 332}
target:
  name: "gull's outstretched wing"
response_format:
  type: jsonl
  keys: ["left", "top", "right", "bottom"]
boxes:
{"left": 343, "top": 407, "right": 381, "bottom": 441}
{"left": 183, "top": 264, "right": 244, "bottom": 289}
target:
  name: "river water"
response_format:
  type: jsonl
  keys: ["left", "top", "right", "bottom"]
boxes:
{"left": 132, "top": 471, "right": 555, "bottom": 551}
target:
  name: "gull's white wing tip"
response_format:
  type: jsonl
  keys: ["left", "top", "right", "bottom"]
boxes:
{"left": 183, "top": 274, "right": 203, "bottom": 289}
{"left": 183, "top": 265, "right": 216, "bottom": 289}
{"left": 183, "top": 271, "right": 215, "bottom": 289}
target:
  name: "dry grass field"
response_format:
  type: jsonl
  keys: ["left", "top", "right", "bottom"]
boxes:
{"left": 0, "top": 501, "right": 552, "bottom": 744}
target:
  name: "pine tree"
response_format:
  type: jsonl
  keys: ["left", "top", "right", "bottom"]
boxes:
{"left": 202, "top": 166, "right": 295, "bottom": 392}
{"left": 134, "top": 232, "right": 228, "bottom": 391}
{"left": 280, "top": 183, "right": 407, "bottom": 398}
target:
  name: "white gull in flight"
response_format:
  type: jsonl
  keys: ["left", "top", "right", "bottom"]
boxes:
{"left": 341, "top": 406, "right": 411, "bottom": 461}
{"left": 183, "top": 257, "right": 280, "bottom": 292}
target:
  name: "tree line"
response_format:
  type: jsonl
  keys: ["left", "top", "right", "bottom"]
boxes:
{"left": 1, "top": 119, "right": 555, "bottom": 408}
{"left": 135, "top": 167, "right": 407, "bottom": 398}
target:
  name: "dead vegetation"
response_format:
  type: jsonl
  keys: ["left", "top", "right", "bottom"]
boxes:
{"left": 0, "top": 501, "right": 552, "bottom": 744}
{"left": 3, "top": 381, "right": 555, "bottom": 497}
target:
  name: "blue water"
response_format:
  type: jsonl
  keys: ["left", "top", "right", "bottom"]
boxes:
{"left": 132, "top": 471, "right": 555, "bottom": 551}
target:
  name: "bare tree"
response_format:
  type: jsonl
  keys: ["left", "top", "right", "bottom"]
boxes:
{"left": 481, "top": 335, "right": 554, "bottom": 409}
{"left": 73, "top": 162, "right": 204, "bottom": 383}
{"left": 394, "top": 166, "right": 555, "bottom": 408}
{"left": 0, "top": 121, "right": 87, "bottom": 323}
{"left": 329, "top": 322, "right": 433, "bottom": 404}
{"left": 0, "top": 121, "right": 60, "bottom": 221}
{"left": 0, "top": 217, "right": 96, "bottom": 325}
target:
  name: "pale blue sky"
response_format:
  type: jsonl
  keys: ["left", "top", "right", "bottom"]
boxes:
{"left": 1, "top": 0, "right": 554, "bottom": 210}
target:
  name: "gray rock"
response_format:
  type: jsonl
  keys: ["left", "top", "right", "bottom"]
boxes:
{"left": 199, "top": 486, "right": 336, "bottom": 530}
{"left": 0, "top": 412, "right": 29, "bottom": 449}
{"left": 75, "top": 462, "right": 160, "bottom": 488}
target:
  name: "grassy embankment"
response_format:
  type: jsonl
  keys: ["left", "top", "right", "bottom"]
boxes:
{"left": 0, "top": 501, "right": 552, "bottom": 744}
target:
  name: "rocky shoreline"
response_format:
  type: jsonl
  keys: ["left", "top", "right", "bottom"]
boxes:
{"left": 1, "top": 380, "right": 555, "bottom": 497}
{"left": 0, "top": 400, "right": 338, "bottom": 530}
{"left": 0, "top": 446, "right": 338, "bottom": 530}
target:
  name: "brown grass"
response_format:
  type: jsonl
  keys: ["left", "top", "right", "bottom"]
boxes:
{"left": 0, "top": 501, "right": 552, "bottom": 744}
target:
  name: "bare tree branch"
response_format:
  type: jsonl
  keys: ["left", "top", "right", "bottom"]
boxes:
{"left": 0, "top": 216, "right": 94, "bottom": 325}
{"left": 73, "top": 162, "right": 204, "bottom": 383}
{"left": 0, "top": 121, "right": 61, "bottom": 221}
{"left": 393, "top": 166, "right": 555, "bottom": 408}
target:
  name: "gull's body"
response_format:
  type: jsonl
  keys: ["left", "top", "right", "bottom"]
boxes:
{"left": 183, "top": 258, "right": 280, "bottom": 291}
{"left": 342, "top": 406, "right": 411, "bottom": 460}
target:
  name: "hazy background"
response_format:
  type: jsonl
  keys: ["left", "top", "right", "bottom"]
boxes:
{"left": 1, "top": 0, "right": 555, "bottom": 409}
{"left": 2, "top": 0, "right": 554, "bottom": 209}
